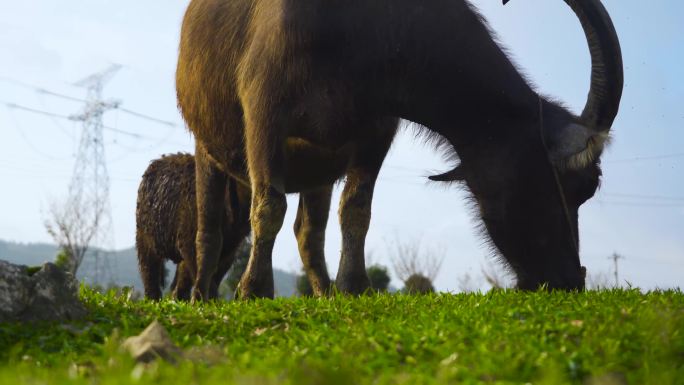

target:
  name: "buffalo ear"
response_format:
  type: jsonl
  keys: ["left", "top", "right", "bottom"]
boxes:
{"left": 428, "top": 165, "right": 466, "bottom": 182}
{"left": 547, "top": 123, "right": 609, "bottom": 169}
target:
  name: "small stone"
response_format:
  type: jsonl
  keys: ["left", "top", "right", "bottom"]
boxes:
{"left": 570, "top": 320, "right": 584, "bottom": 327}
{"left": 440, "top": 352, "right": 459, "bottom": 366}
{"left": 121, "top": 321, "right": 182, "bottom": 363}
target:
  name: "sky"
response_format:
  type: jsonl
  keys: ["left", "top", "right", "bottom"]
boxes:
{"left": 0, "top": 0, "right": 682, "bottom": 292}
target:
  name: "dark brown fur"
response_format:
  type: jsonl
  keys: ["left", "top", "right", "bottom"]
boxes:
{"left": 177, "top": 0, "right": 622, "bottom": 298}
{"left": 135, "top": 153, "right": 250, "bottom": 300}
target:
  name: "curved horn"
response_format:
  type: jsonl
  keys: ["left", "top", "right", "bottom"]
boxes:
{"left": 564, "top": 0, "right": 623, "bottom": 131}
{"left": 504, "top": 0, "right": 623, "bottom": 131}
{"left": 428, "top": 165, "right": 465, "bottom": 182}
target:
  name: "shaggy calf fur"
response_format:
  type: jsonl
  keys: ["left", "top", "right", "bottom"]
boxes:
{"left": 135, "top": 153, "right": 250, "bottom": 300}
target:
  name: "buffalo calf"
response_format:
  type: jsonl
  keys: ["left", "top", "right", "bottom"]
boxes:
{"left": 135, "top": 153, "right": 250, "bottom": 300}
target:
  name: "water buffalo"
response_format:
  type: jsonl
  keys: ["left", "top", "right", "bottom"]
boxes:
{"left": 135, "top": 153, "right": 251, "bottom": 300}
{"left": 176, "top": 0, "right": 623, "bottom": 299}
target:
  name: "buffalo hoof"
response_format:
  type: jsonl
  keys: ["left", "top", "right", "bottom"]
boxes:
{"left": 190, "top": 287, "right": 208, "bottom": 304}
{"left": 235, "top": 275, "right": 275, "bottom": 300}
{"left": 335, "top": 270, "right": 371, "bottom": 295}
{"left": 517, "top": 274, "right": 586, "bottom": 291}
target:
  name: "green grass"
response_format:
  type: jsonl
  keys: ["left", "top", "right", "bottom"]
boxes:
{"left": 0, "top": 287, "right": 682, "bottom": 384}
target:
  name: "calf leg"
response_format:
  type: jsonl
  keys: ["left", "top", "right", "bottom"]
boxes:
{"left": 175, "top": 230, "right": 197, "bottom": 300}
{"left": 208, "top": 258, "right": 231, "bottom": 299}
{"left": 138, "top": 250, "right": 164, "bottom": 300}
{"left": 210, "top": 181, "right": 252, "bottom": 299}
{"left": 172, "top": 261, "right": 193, "bottom": 301}
{"left": 192, "top": 145, "right": 227, "bottom": 302}
{"left": 210, "top": 235, "right": 250, "bottom": 299}
{"left": 293, "top": 186, "right": 333, "bottom": 296}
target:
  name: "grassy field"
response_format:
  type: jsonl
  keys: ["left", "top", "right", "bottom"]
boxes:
{"left": 0, "top": 287, "right": 682, "bottom": 385}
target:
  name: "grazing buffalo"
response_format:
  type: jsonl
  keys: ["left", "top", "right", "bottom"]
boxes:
{"left": 135, "top": 153, "right": 250, "bottom": 300}
{"left": 176, "top": 0, "right": 623, "bottom": 299}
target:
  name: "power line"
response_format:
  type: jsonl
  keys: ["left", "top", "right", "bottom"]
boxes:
{"left": 376, "top": 172, "right": 684, "bottom": 204}
{"left": 601, "top": 192, "right": 684, "bottom": 202}
{"left": 0, "top": 169, "right": 139, "bottom": 183}
{"left": 607, "top": 152, "right": 684, "bottom": 163}
{"left": 117, "top": 107, "right": 177, "bottom": 127}
{"left": 4, "top": 101, "right": 73, "bottom": 120}
{"left": 385, "top": 164, "right": 424, "bottom": 173}
{"left": 1, "top": 75, "right": 178, "bottom": 127}
{"left": 38, "top": 88, "right": 87, "bottom": 104}
{"left": 3, "top": 101, "right": 175, "bottom": 141}
{"left": 378, "top": 176, "right": 427, "bottom": 187}
{"left": 595, "top": 200, "right": 684, "bottom": 208}
{"left": 5, "top": 99, "right": 191, "bottom": 163}
{"left": 4, "top": 105, "right": 72, "bottom": 161}
{"left": 35, "top": 90, "right": 78, "bottom": 141}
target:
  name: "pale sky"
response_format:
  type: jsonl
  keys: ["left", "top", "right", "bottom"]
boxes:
{"left": 0, "top": 0, "right": 682, "bottom": 291}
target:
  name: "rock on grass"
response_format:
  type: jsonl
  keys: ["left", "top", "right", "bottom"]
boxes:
{"left": 121, "top": 321, "right": 183, "bottom": 363}
{"left": 0, "top": 260, "right": 87, "bottom": 322}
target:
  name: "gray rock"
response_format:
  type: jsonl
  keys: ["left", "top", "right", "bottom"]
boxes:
{"left": 0, "top": 261, "right": 31, "bottom": 319}
{"left": 122, "top": 320, "right": 182, "bottom": 363}
{"left": 0, "top": 260, "right": 87, "bottom": 322}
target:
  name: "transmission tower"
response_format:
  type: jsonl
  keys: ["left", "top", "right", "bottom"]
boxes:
{"left": 66, "top": 64, "right": 122, "bottom": 285}
{"left": 608, "top": 252, "right": 625, "bottom": 287}
{"left": 3, "top": 66, "right": 180, "bottom": 286}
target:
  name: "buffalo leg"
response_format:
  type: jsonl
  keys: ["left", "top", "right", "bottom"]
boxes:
{"left": 336, "top": 168, "right": 377, "bottom": 294}
{"left": 236, "top": 104, "right": 288, "bottom": 299}
{"left": 192, "top": 145, "right": 227, "bottom": 302}
{"left": 336, "top": 118, "right": 397, "bottom": 294}
{"left": 293, "top": 186, "right": 333, "bottom": 296}
{"left": 236, "top": 183, "right": 286, "bottom": 299}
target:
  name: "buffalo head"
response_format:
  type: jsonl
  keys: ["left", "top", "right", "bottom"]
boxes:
{"left": 430, "top": 0, "right": 623, "bottom": 290}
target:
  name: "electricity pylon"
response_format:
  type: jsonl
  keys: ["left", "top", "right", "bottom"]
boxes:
{"left": 608, "top": 252, "right": 625, "bottom": 287}
{"left": 66, "top": 64, "right": 122, "bottom": 284}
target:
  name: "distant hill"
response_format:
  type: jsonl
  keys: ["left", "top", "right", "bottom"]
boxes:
{"left": 0, "top": 239, "right": 297, "bottom": 297}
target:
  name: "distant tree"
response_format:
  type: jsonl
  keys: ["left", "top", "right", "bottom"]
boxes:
{"left": 54, "top": 247, "right": 72, "bottom": 271}
{"left": 403, "top": 274, "right": 435, "bottom": 294}
{"left": 481, "top": 262, "right": 511, "bottom": 290}
{"left": 586, "top": 269, "right": 613, "bottom": 290}
{"left": 366, "top": 264, "right": 391, "bottom": 292}
{"left": 44, "top": 195, "right": 104, "bottom": 275}
{"left": 389, "top": 236, "right": 443, "bottom": 294}
{"left": 456, "top": 271, "right": 479, "bottom": 293}
{"left": 455, "top": 263, "right": 511, "bottom": 293}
